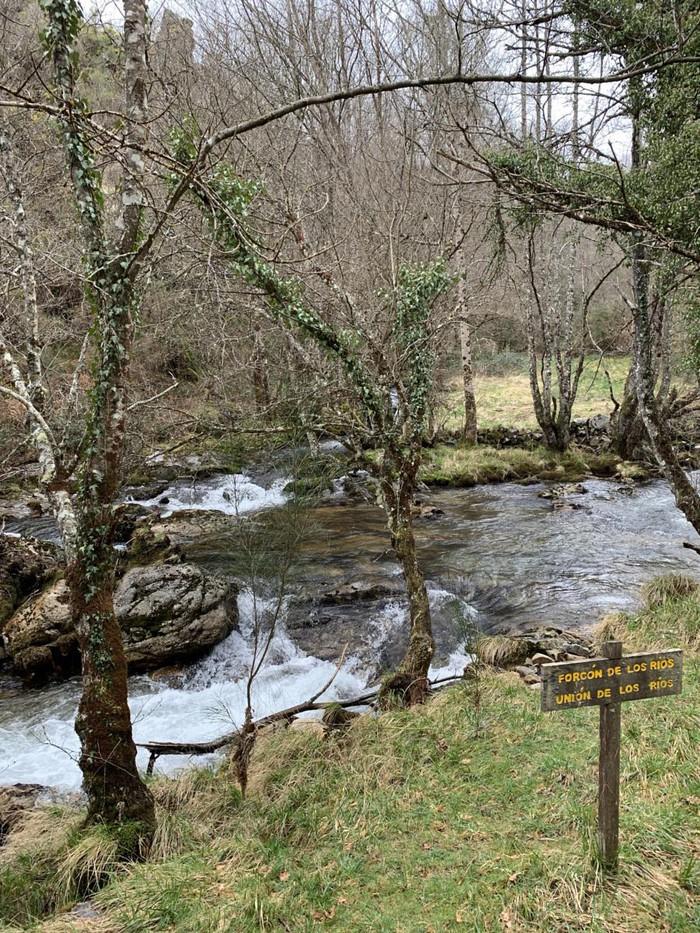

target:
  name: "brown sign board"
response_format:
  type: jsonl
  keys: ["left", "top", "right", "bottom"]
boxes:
{"left": 541, "top": 650, "right": 683, "bottom": 712}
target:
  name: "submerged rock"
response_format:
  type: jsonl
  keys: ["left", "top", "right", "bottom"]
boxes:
{"left": 314, "top": 580, "right": 405, "bottom": 604}
{"left": 286, "top": 579, "right": 471, "bottom": 676}
{"left": 1, "top": 563, "right": 238, "bottom": 684}
{"left": 538, "top": 483, "right": 588, "bottom": 500}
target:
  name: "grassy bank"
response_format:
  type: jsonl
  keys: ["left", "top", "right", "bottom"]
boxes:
{"left": 420, "top": 444, "right": 622, "bottom": 486}
{"left": 1, "top": 580, "right": 698, "bottom": 931}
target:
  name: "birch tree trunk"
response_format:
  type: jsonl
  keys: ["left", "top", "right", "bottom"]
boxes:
{"left": 460, "top": 315, "right": 478, "bottom": 445}
{"left": 454, "top": 232, "right": 477, "bottom": 444}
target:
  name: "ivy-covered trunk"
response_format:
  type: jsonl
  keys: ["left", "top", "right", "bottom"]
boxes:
{"left": 379, "top": 449, "right": 433, "bottom": 704}
{"left": 68, "top": 535, "right": 153, "bottom": 841}
{"left": 39, "top": 0, "right": 155, "bottom": 844}
{"left": 68, "top": 281, "right": 155, "bottom": 841}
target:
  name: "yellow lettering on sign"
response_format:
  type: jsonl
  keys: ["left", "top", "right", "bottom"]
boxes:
{"left": 556, "top": 690, "right": 591, "bottom": 705}
{"left": 618, "top": 683, "right": 639, "bottom": 696}
{"left": 558, "top": 669, "right": 603, "bottom": 684}
{"left": 626, "top": 661, "right": 646, "bottom": 674}
{"left": 650, "top": 658, "right": 674, "bottom": 671}
{"left": 596, "top": 688, "right": 612, "bottom": 699}
{"left": 607, "top": 665, "right": 622, "bottom": 677}
{"left": 650, "top": 679, "right": 673, "bottom": 690}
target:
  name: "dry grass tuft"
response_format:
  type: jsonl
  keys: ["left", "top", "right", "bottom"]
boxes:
{"left": 55, "top": 830, "right": 120, "bottom": 902}
{"left": 0, "top": 807, "right": 78, "bottom": 868}
{"left": 591, "top": 612, "right": 629, "bottom": 651}
{"left": 641, "top": 574, "right": 700, "bottom": 609}
{"left": 150, "top": 767, "right": 242, "bottom": 861}
{"left": 39, "top": 915, "right": 119, "bottom": 933}
{"left": 475, "top": 634, "right": 530, "bottom": 668}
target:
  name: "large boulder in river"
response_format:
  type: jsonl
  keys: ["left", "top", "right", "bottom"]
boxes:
{"left": 115, "top": 563, "right": 238, "bottom": 669}
{"left": 1, "top": 580, "right": 76, "bottom": 680}
{"left": 1, "top": 563, "right": 238, "bottom": 684}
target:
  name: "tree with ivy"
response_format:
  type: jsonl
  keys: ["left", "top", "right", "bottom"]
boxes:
{"left": 0, "top": 0, "right": 156, "bottom": 847}
{"left": 170, "top": 141, "right": 451, "bottom": 703}
{"left": 2, "top": 0, "right": 697, "bottom": 844}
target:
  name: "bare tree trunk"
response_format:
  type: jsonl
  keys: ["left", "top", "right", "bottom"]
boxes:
{"left": 252, "top": 321, "right": 270, "bottom": 412}
{"left": 612, "top": 370, "right": 645, "bottom": 458}
{"left": 520, "top": 0, "right": 528, "bottom": 138}
{"left": 456, "top": 271, "right": 477, "bottom": 444}
{"left": 460, "top": 316, "right": 477, "bottom": 444}
{"left": 572, "top": 17, "right": 581, "bottom": 158}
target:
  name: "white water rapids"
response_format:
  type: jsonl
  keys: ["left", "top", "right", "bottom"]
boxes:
{"left": 0, "top": 473, "right": 471, "bottom": 791}
{"left": 133, "top": 471, "right": 290, "bottom": 518}
{"left": 7, "top": 466, "right": 698, "bottom": 792}
{"left": 0, "top": 589, "right": 470, "bottom": 791}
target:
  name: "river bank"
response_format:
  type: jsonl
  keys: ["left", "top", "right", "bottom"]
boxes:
{"left": 1, "top": 588, "right": 697, "bottom": 931}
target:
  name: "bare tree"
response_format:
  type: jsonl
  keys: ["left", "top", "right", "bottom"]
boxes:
{"left": 517, "top": 223, "right": 621, "bottom": 450}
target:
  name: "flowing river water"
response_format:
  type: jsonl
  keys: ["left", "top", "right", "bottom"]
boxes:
{"left": 2, "top": 470, "right": 699, "bottom": 791}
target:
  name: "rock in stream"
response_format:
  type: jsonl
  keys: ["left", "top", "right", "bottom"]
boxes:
{"left": 1, "top": 549, "right": 238, "bottom": 684}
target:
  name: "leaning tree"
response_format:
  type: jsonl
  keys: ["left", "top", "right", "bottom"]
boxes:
{"left": 479, "top": 0, "right": 700, "bottom": 526}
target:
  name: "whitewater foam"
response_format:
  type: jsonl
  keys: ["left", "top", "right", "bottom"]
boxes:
{"left": 132, "top": 473, "right": 289, "bottom": 518}
{"left": 0, "top": 589, "right": 368, "bottom": 789}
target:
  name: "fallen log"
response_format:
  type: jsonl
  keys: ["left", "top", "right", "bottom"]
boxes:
{"left": 139, "top": 674, "right": 464, "bottom": 774}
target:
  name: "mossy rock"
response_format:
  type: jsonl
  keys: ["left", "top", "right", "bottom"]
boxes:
{"left": 616, "top": 460, "right": 651, "bottom": 482}
{"left": 128, "top": 524, "right": 174, "bottom": 566}
{"left": 586, "top": 453, "right": 621, "bottom": 477}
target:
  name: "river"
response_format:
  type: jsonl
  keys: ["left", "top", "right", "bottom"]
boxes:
{"left": 1, "top": 470, "right": 699, "bottom": 791}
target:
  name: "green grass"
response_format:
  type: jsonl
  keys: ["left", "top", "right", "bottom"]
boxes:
{"left": 438, "top": 355, "right": 632, "bottom": 433}
{"left": 420, "top": 444, "right": 619, "bottom": 486}
{"left": 3, "top": 581, "right": 698, "bottom": 932}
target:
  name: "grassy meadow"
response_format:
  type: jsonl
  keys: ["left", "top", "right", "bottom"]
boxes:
{"left": 437, "top": 354, "right": 631, "bottom": 434}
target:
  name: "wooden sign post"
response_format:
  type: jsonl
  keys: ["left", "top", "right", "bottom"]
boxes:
{"left": 598, "top": 641, "right": 622, "bottom": 871}
{"left": 541, "top": 641, "right": 683, "bottom": 873}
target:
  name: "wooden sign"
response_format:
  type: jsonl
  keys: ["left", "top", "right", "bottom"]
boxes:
{"left": 541, "top": 641, "right": 683, "bottom": 874}
{"left": 541, "top": 648, "right": 683, "bottom": 712}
